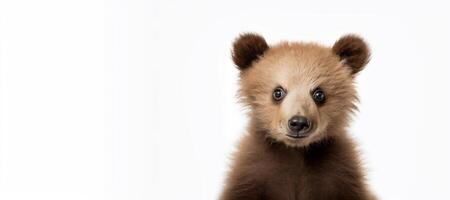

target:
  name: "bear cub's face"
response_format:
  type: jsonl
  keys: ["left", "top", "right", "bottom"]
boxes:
{"left": 232, "top": 33, "right": 370, "bottom": 148}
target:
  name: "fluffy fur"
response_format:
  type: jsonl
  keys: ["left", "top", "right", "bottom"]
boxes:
{"left": 220, "top": 33, "right": 375, "bottom": 200}
{"left": 232, "top": 33, "right": 269, "bottom": 70}
{"left": 332, "top": 34, "right": 370, "bottom": 74}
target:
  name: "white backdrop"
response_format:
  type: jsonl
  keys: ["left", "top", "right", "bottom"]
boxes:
{"left": 1, "top": 0, "right": 450, "bottom": 199}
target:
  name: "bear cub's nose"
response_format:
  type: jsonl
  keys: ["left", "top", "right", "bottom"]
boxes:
{"left": 288, "top": 116, "right": 311, "bottom": 133}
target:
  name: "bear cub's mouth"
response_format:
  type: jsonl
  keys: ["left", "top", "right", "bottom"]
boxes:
{"left": 285, "top": 133, "right": 309, "bottom": 139}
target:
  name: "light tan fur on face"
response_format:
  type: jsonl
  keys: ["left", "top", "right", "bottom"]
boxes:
{"left": 239, "top": 42, "right": 358, "bottom": 147}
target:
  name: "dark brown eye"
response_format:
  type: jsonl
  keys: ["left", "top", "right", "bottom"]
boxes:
{"left": 272, "top": 87, "right": 286, "bottom": 101}
{"left": 312, "top": 88, "right": 326, "bottom": 104}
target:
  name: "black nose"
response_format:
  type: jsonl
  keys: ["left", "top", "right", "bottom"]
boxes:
{"left": 288, "top": 116, "right": 311, "bottom": 133}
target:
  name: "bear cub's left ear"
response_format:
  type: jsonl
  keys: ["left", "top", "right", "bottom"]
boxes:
{"left": 332, "top": 34, "right": 371, "bottom": 75}
{"left": 232, "top": 33, "right": 269, "bottom": 70}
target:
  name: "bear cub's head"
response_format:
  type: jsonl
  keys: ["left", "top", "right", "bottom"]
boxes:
{"left": 232, "top": 33, "right": 370, "bottom": 148}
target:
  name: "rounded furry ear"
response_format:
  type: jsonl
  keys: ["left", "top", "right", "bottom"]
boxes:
{"left": 232, "top": 33, "right": 269, "bottom": 70}
{"left": 332, "top": 34, "right": 370, "bottom": 74}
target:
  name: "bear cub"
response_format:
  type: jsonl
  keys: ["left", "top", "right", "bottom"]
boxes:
{"left": 220, "top": 33, "right": 376, "bottom": 200}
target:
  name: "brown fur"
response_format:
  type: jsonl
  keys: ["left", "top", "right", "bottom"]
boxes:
{"left": 221, "top": 33, "right": 375, "bottom": 200}
{"left": 232, "top": 33, "right": 269, "bottom": 70}
{"left": 332, "top": 35, "right": 371, "bottom": 74}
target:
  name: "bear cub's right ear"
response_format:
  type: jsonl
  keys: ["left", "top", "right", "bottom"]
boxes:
{"left": 232, "top": 33, "right": 269, "bottom": 70}
{"left": 332, "top": 34, "right": 370, "bottom": 75}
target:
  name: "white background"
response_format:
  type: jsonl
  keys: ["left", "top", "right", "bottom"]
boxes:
{"left": 1, "top": 0, "right": 450, "bottom": 199}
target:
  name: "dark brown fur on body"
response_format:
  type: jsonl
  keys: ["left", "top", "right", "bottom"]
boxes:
{"left": 221, "top": 121, "right": 372, "bottom": 200}
{"left": 220, "top": 33, "right": 375, "bottom": 200}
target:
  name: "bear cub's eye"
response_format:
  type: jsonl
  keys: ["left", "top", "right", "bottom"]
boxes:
{"left": 312, "top": 88, "right": 326, "bottom": 104}
{"left": 272, "top": 87, "right": 286, "bottom": 101}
